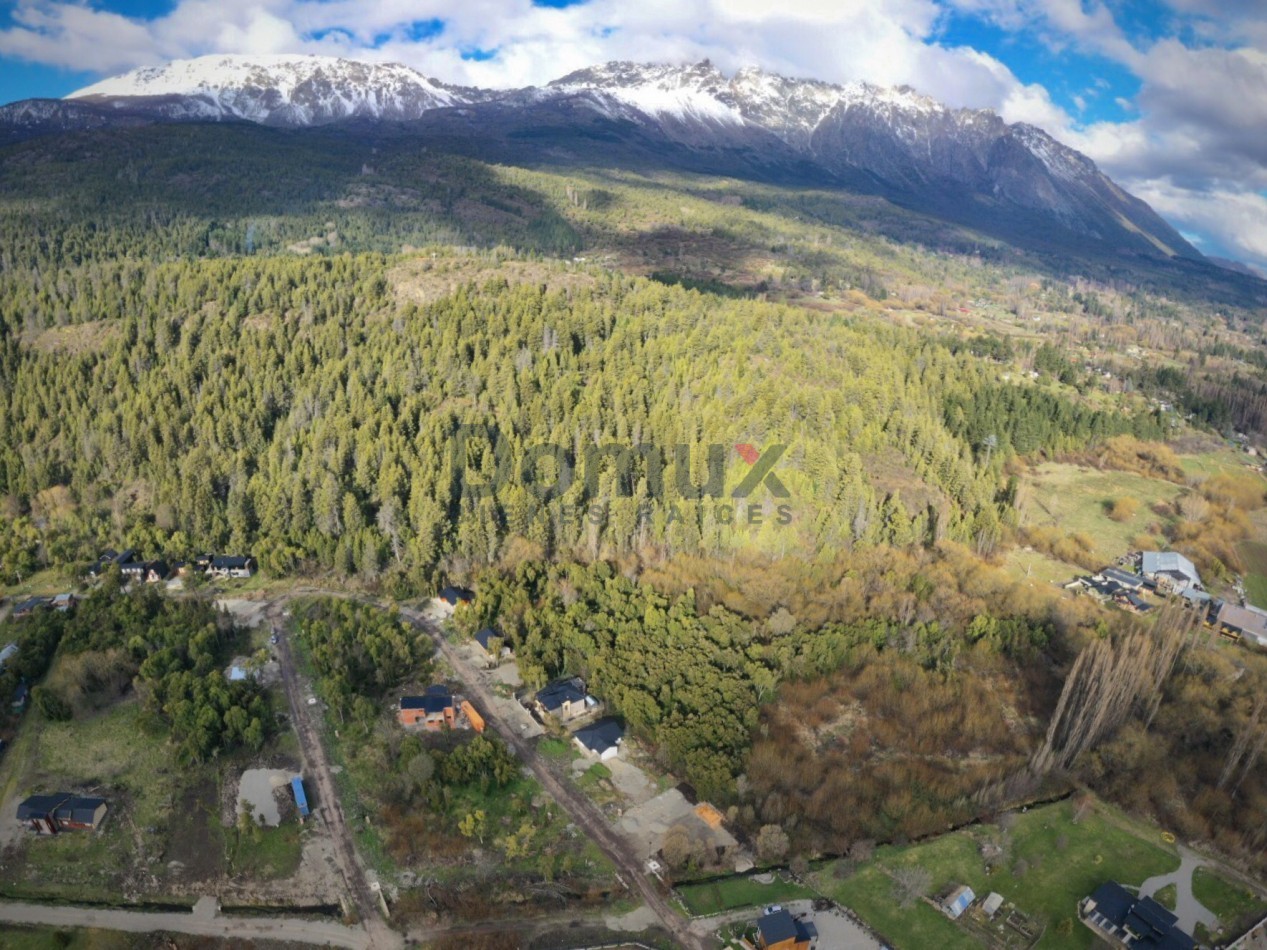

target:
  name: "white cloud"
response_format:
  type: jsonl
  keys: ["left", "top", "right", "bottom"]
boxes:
{"left": 1127, "top": 179, "right": 1267, "bottom": 271}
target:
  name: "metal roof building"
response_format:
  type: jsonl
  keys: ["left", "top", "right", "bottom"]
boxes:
{"left": 944, "top": 884, "right": 976, "bottom": 919}
{"left": 1142, "top": 551, "right": 1202, "bottom": 588}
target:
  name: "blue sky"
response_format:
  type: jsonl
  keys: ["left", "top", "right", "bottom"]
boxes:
{"left": 1, "top": 0, "right": 1265, "bottom": 272}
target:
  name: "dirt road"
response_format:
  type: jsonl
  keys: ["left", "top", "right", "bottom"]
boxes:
{"left": 398, "top": 606, "right": 704, "bottom": 950}
{"left": 0, "top": 897, "right": 369, "bottom": 947}
{"left": 0, "top": 896, "right": 635, "bottom": 947}
{"left": 270, "top": 607, "right": 403, "bottom": 950}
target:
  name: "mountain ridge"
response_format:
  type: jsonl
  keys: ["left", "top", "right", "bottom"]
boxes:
{"left": 0, "top": 53, "right": 1209, "bottom": 266}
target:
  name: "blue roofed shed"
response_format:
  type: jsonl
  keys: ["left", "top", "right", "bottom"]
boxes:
{"left": 944, "top": 884, "right": 976, "bottom": 919}
{"left": 291, "top": 776, "right": 310, "bottom": 818}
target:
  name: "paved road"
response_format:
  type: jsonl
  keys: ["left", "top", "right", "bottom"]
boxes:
{"left": 1138, "top": 846, "right": 1220, "bottom": 935}
{"left": 0, "top": 898, "right": 370, "bottom": 947}
{"left": 270, "top": 607, "right": 403, "bottom": 950}
{"left": 399, "top": 605, "right": 705, "bottom": 950}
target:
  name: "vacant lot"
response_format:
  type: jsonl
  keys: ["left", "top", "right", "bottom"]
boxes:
{"left": 1180, "top": 447, "right": 1257, "bottom": 481}
{"left": 678, "top": 873, "right": 815, "bottom": 917}
{"left": 1240, "top": 539, "right": 1267, "bottom": 609}
{"left": 1002, "top": 547, "right": 1082, "bottom": 589}
{"left": 813, "top": 797, "right": 1180, "bottom": 950}
{"left": 1019, "top": 463, "right": 1184, "bottom": 564}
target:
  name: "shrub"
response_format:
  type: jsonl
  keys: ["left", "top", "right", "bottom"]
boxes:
{"left": 1106, "top": 497, "right": 1141, "bottom": 522}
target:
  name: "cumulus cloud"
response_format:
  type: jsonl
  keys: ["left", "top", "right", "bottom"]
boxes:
{"left": 1128, "top": 180, "right": 1267, "bottom": 274}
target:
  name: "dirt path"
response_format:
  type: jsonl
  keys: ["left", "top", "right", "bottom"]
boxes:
{"left": 220, "top": 587, "right": 700, "bottom": 947}
{"left": 270, "top": 606, "right": 402, "bottom": 950}
{"left": 0, "top": 896, "right": 630, "bottom": 947}
{"left": 398, "top": 605, "right": 703, "bottom": 950}
{"left": 0, "top": 897, "right": 369, "bottom": 947}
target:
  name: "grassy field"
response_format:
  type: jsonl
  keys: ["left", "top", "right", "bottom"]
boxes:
{"left": 1, "top": 667, "right": 309, "bottom": 901}
{"left": 1179, "top": 447, "right": 1256, "bottom": 481}
{"left": 1192, "top": 867, "right": 1267, "bottom": 941}
{"left": 2, "top": 929, "right": 137, "bottom": 950}
{"left": 0, "top": 566, "right": 80, "bottom": 601}
{"left": 812, "top": 797, "right": 1180, "bottom": 950}
{"left": 677, "top": 873, "right": 815, "bottom": 917}
{"left": 0, "top": 700, "right": 197, "bottom": 902}
{"left": 1003, "top": 547, "right": 1082, "bottom": 589}
{"left": 226, "top": 821, "right": 304, "bottom": 880}
{"left": 537, "top": 736, "right": 577, "bottom": 761}
{"left": 1018, "top": 463, "right": 1184, "bottom": 564}
{"left": 2, "top": 928, "right": 309, "bottom": 949}
{"left": 1239, "top": 539, "right": 1267, "bottom": 608}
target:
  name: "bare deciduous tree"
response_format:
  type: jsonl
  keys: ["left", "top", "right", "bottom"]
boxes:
{"left": 891, "top": 866, "right": 932, "bottom": 908}
{"left": 1031, "top": 607, "right": 1193, "bottom": 776}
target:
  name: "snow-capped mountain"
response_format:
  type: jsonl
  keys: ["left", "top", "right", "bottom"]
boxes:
{"left": 0, "top": 55, "right": 1200, "bottom": 261}
{"left": 68, "top": 54, "right": 469, "bottom": 125}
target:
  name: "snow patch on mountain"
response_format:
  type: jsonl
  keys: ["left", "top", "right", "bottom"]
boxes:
{"left": 69, "top": 54, "right": 463, "bottom": 125}
{"left": 549, "top": 61, "right": 744, "bottom": 126}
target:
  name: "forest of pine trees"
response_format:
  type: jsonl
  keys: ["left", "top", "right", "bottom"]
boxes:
{"left": 0, "top": 248, "right": 1166, "bottom": 585}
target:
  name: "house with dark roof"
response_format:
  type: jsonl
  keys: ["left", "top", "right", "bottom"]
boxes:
{"left": 11, "top": 682, "right": 29, "bottom": 712}
{"left": 473, "top": 628, "right": 512, "bottom": 662}
{"left": 16, "top": 794, "right": 66, "bottom": 834}
{"left": 438, "top": 586, "right": 474, "bottom": 608}
{"left": 119, "top": 560, "right": 149, "bottom": 582}
{"left": 1084, "top": 576, "right": 1125, "bottom": 601}
{"left": 208, "top": 555, "right": 256, "bottom": 579}
{"left": 573, "top": 718, "right": 623, "bottom": 760}
{"left": 53, "top": 796, "right": 108, "bottom": 831}
{"left": 86, "top": 549, "right": 137, "bottom": 578}
{"left": 144, "top": 561, "right": 171, "bottom": 583}
{"left": 534, "top": 677, "right": 592, "bottom": 722}
{"left": 756, "top": 908, "right": 814, "bottom": 950}
{"left": 16, "top": 793, "right": 108, "bottom": 834}
{"left": 1142, "top": 551, "right": 1202, "bottom": 592}
{"left": 1115, "top": 591, "right": 1154, "bottom": 614}
{"left": 1102, "top": 568, "right": 1145, "bottom": 591}
{"left": 11, "top": 596, "right": 50, "bottom": 619}
{"left": 399, "top": 685, "right": 455, "bottom": 730}
{"left": 1080, "top": 881, "right": 1194, "bottom": 949}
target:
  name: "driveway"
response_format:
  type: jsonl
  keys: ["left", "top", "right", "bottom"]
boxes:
{"left": 1138, "top": 846, "right": 1219, "bottom": 935}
